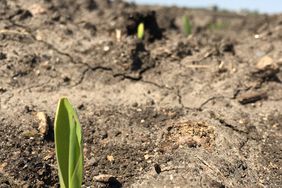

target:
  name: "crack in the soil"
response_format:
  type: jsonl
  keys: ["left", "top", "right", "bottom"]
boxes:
{"left": 4, "top": 21, "right": 233, "bottom": 113}
{"left": 196, "top": 156, "right": 225, "bottom": 177}
{"left": 6, "top": 20, "right": 80, "bottom": 64}
{"left": 0, "top": 93, "right": 14, "bottom": 109}
{"left": 73, "top": 65, "right": 113, "bottom": 86}
{"left": 140, "top": 80, "right": 173, "bottom": 90}
{"left": 73, "top": 63, "right": 161, "bottom": 87}
{"left": 214, "top": 116, "right": 249, "bottom": 134}
{"left": 113, "top": 73, "right": 141, "bottom": 80}
{"left": 174, "top": 87, "right": 214, "bottom": 111}
{"left": 198, "top": 96, "right": 225, "bottom": 110}
{"left": 176, "top": 88, "right": 184, "bottom": 108}
{"left": 239, "top": 137, "right": 249, "bottom": 151}
{"left": 6, "top": 21, "right": 160, "bottom": 87}
{"left": 73, "top": 67, "right": 90, "bottom": 86}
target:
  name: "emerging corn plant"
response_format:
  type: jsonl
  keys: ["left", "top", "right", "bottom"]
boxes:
{"left": 54, "top": 97, "right": 83, "bottom": 188}
{"left": 137, "top": 22, "right": 145, "bottom": 39}
{"left": 208, "top": 20, "right": 227, "bottom": 30}
{"left": 183, "top": 15, "right": 192, "bottom": 36}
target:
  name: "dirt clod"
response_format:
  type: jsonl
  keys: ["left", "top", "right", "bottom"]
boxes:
{"left": 36, "top": 112, "right": 49, "bottom": 137}
{"left": 126, "top": 11, "right": 163, "bottom": 42}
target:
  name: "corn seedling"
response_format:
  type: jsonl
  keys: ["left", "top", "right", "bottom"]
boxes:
{"left": 183, "top": 15, "right": 192, "bottom": 36}
{"left": 54, "top": 97, "right": 83, "bottom": 188}
{"left": 208, "top": 20, "right": 227, "bottom": 30}
{"left": 137, "top": 22, "right": 145, "bottom": 39}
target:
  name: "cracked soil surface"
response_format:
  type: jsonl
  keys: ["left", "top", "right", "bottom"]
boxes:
{"left": 0, "top": 0, "right": 282, "bottom": 187}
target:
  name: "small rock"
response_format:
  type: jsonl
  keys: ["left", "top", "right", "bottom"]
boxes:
{"left": 218, "top": 61, "right": 227, "bottom": 73}
{"left": 28, "top": 4, "right": 46, "bottom": 15}
{"left": 254, "top": 34, "right": 260, "bottom": 39}
{"left": 253, "top": 56, "right": 279, "bottom": 80}
{"left": 18, "top": 9, "right": 33, "bottom": 20}
{"left": 103, "top": 46, "right": 110, "bottom": 52}
{"left": 132, "top": 102, "right": 138, "bottom": 107}
{"left": 77, "top": 104, "right": 85, "bottom": 110}
{"left": 24, "top": 105, "right": 33, "bottom": 113}
{"left": 43, "top": 153, "right": 53, "bottom": 161}
{"left": 238, "top": 91, "right": 267, "bottom": 105}
{"left": 36, "top": 112, "right": 49, "bottom": 137}
{"left": 114, "top": 130, "right": 121, "bottom": 137}
{"left": 256, "top": 56, "right": 278, "bottom": 71}
{"left": 0, "top": 87, "right": 7, "bottom": 93}
{"left": 22, "top": 129, "right": 38, "bottom": 138}
{"left": 100, "top": 131, "right": 108, "bottom": 139}
{"left": 107, "top": 155, "right": 114, "bottom": 162}
{"left": 35, "top": 70, "right": 40, "bottom": 76}
{"left": 88, "top": 157, "right": 98, "bottom": 166}
{"left": 0, "top": 162, "right": 7, "bottom": 173}
{"left": 144, "top": 154, "right": 151, "bottom": 160}
{"left": 116, "top": 29, "right": 122, "bottom": 42}
{"left": 40, "top": 61, "right": 51, "bottom": 70}
{"left": 0, "top": 52, "right": 6, "bottom": 60}
{"left": 35, "top": 180, "right": 44, "bottom": 187}
{"left": 93, "top": 174, "right": 115, "bottom": 183}
{"left": 220, "top": 42, "right": 234, "bottom": 53}
{"left": 63, "top": 76, "right": 71, "bottom": 82}
{"left": 83, "top": 22, "right": 96, "bottom": 36}
{"left": 277, "top": 58, "right": 282, "bottom": 65}
{"left": 154, "top": 164, "right": 161, "bottom": 174}
{"left": 80, "top": 0, "right": 97, "bottom": 10}
{"left": 186, "top": 139, "right": 198, "bottom": 148}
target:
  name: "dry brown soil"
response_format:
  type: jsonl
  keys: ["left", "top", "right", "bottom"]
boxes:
{"left": 0, "top": 0, "right": 282, "bottom": 187}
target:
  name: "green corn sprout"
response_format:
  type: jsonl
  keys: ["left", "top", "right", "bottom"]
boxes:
{"left": 137, "top": 22, "right": 145, "bottom": 39}
{"left": 54, "top": 97, "right": 83, "bottom": 188}
{"left": 208, "top": 20, "right": 226, "bottom": 30}
{"left": 183, "top": 15, "right": 192, "bottom": 36}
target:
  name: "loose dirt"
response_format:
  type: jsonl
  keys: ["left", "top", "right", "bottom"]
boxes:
{"left": 0, "top": 0, "right": 281, "bottom": 187}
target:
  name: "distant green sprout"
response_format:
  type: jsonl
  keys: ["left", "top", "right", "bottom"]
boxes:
{"left": 137, "top": 22, "right": 145, "bottom": 39}
{"left": 183, "top": 15, "right": 192, "bottom": 36}
{"left": 54, "top": 97, "right": 83, "bottom": 188}
{"left": 208, "top": 20, "right": 227, "bottom": 30}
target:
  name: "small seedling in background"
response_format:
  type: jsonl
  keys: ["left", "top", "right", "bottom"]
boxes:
{"left": 137, "top": 22, "right": 145, "bottom": 39}
{"left": 183, "top": 15, "right": 192, "bottom": 36}
{"left": 208, "top": 20, "right": 227, "bottom": 30}
{"left": 54, "top": 97, "right": 83, "bottom": 188}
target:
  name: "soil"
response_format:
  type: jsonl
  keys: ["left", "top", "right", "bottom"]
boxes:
{"left": 0, "top": 0, "right": 282, "bottom": 187}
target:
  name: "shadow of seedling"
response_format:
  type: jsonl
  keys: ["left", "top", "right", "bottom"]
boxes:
{"left": 107, "top": 177, "right": 122, "bottom": 188}
{"left": 131, "top": 42, "right": 147, "bottom": 71}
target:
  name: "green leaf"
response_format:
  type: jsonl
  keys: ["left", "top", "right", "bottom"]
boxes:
{"left": 54, "top": 97, "right": 83, "bottom": 188}
{"left": 137, "top": 22, "right": 145, "bottom": 39}
{"left": 183, "top": 15, "right": 192, "bottom": 36}
{"left": 208, "top": 20, "right": 227, "bottom": 30}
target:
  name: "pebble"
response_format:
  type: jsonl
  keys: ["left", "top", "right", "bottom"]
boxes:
{"left": 100, "top": 131, "right": 108, "bottom": 139}
{"left": 144, "top": 154, "right": 150, "bottom": 160}
{"left": 238, "top": 91, "right": 267, "bottom": 105}
{"left": 93, "top": 174, "right": 115, "bottom": 183}
{"left": 37, "top": 112, "right": 49, "bottom": 137}
{"left": 0, "top": 87, "right": 7, "bottom": 93}
{"left": 107, "top": 155, "right": 114, "bottom": 162}
{"left": 132, "top": 102, "right": 138, "bottom": 107}
{"left": 256, "top": 56, "right": 278, "bottom": 71}
{"left": 116, "top": 29, "right": 121, "bottom": 42}
{"left": 103, "top": 46, "right": 110, "bottom": 52}
{"left": 154, "top": 164, "right": 161, "bottom": 174}
{"left": 28, "top": 4, "right": 46, "bottom": 15}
